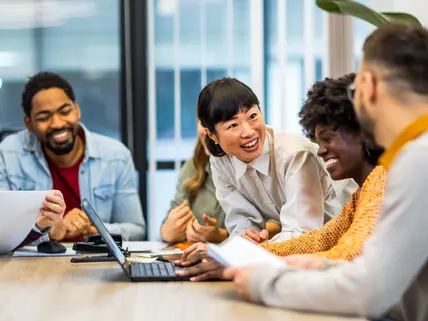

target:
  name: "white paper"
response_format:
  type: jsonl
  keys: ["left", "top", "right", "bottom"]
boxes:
{"left": 150, "top": 249, "right": 183, "bottom": 256}
{"left": 13, "top": 245, "right": 77, "bottom": 257}
{"left": 0, "top": 190, "right": 51, "bottom": 254}
{"left": 207, "top": 236, "right": 286, "bottom": 268}
{"left": 127, "top": 256, "right": 157, "bottom": 263}
{"left": 122, "top": 241, "right": 168, "bottom": 253}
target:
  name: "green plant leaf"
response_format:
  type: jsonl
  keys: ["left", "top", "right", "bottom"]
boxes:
{"left": 380, "top": 12, "right": 422, "bottom": 26}
{"left": 316, "top": 0, "right": 421, "bottom": 27}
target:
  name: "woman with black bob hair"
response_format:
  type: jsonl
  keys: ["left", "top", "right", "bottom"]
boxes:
{"left": 197, "top": 77, "right": 345, "bottom": 243}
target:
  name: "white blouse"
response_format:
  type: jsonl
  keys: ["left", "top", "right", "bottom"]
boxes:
{"left": 210, "top": 126, "right": 346, "bottom": 242}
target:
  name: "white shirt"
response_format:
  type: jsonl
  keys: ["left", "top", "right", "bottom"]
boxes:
{"left": 210, "top": 126, "right": 344, "bottom": 241}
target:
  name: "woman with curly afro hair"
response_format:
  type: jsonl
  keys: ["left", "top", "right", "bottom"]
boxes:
{"left": 261, "top": 73, "right": 387, "bottom": 263}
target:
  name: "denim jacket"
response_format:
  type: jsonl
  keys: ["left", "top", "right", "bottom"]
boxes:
{"left": 0, "top": 124, "right": 146, "bottom": 241}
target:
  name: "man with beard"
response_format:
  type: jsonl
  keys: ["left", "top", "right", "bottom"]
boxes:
{"left": 0, "top": 72, "right": 145, "bottom": 241}
{"left": 223, "top": 23, "right": 428, "bottom": 321}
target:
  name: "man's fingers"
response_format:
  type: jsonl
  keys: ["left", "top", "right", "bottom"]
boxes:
{"left": 42, "top": 201, "right": 64, "bottom": 215}
{"left": 46, "top": 191, "right": 65, "bottom": 206}
{"left": 77, "top": 211, "right": 90, "bottom": 223}
{"left": 62, "top": 219, "right": 78, "bottom": 233}
{"left": 174, "top": 256, "right": 201, "bottom": 267}
{"left": 40, "top": 209, "right": 61, "bottom": 223}
{"left": 190, "top": 270, "right": 223, "bottom": 282}
{"left": 223, "top": 267, "right": 239, "bottom": 280}
{"left": 176, "top": 261, "right": 223, "bottom": 280}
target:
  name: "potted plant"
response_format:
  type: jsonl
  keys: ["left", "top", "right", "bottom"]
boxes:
{"left": 316, "top": 0, "right": 421, "bottom": 26}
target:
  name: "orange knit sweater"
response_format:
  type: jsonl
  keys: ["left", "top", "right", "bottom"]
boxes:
{"left": 261, "top": 165, "right": 387, "bottom": 261}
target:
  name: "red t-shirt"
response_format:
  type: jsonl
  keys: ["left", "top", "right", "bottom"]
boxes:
{"left": 46, "top": 133, "right": 85, "bottom": 241}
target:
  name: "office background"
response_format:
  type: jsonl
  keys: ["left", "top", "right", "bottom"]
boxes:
{"left": 0, "top": 0, "right": 379, "bottom": 240}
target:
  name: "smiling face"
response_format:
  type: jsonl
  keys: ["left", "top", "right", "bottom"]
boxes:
{"left": 24, "top": 88, "right": 81, "bottom": 156}
{"left": 206, "top": 105, "right": 266, "bottom": 163}
{"left": 315, "top": 123, "right": 365, "bottom": 181}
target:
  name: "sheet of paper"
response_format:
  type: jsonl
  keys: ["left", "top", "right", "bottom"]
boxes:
{"left": 207, "top": 236, "right": 286, "bottom": 268}
{"left": 122, "top": 241, "right": 168, "bottom": 253}
{"left": 127, "top": 256, "right": 157, "bottom": 263}
{"left": 150, "top": 249, "right": 183, "bottom": 256}
{"left": 13, "top": 246, "right": 78, "bottom": 257}
{"left": 0, "top": 191, "right": 51, "bottom": 254}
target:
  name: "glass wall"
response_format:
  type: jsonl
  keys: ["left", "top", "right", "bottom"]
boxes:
{"left": 0, "top": 0, "right": 120, "bottom": 140}
{"left": 147, "top": 0, "right": 328, "bottom": 240}
{"left": 148, "top": 0, "right": 256, "bottom": 240}
{"left": 265, "top": 0, "right": 326, "bottom": 134}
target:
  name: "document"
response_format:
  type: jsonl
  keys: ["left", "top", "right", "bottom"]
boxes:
{"left": 207, "top": 236, "right": 286, "bottom": 268}
{"left": 122, "top": 241, "right": 168, "bottom": 253}
{"left": 0, "top": 191, "right": 50, "bottom": 254}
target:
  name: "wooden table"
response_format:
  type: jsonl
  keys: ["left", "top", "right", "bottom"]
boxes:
{"left": 0, "top": 256, "right": 367, "bottom": 321}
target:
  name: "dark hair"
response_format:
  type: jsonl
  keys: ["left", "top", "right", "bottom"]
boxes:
{"left": 299, "top": 73, "right": 383, "bottom": 165}
{"left": 21, "top": 71, "right": 76, "bottom": 117}
{"left": 363, "top": 22, "right": 428, "bottom": 97}
{"left": 197, "top": 78, "right": 260, "bottom": 157}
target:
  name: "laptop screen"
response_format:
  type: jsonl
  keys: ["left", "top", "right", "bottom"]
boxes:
{"left": 81, "top": 198, "right": 126, "bottom": 265}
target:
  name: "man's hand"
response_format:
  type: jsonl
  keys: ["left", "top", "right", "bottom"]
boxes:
{"left": 49, "top": 208, "right": 90, "bottom": 241}
{"left": 241, "top": 228, "right": 269, "bottom": 244}
{"left": 186, "top": 214, "right": 228, "bottom": 243}
{"left": 175, "top": 258, "right": 225, "bottom": 281}
{"left": 161, "top": 200, "right": 194, "bottom": 243}
{"left": 282, "top": 254, "right": 330, "bottom": 270}
{"left": 36, "top": 190, "right": 66, "bottom": 229}
{"left": 223, "top": 266, "right": 253, "bottom": 301}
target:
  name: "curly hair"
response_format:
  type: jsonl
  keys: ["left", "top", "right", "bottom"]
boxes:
{"left": 299, "top": 73, "right": 383, "bottom": 165}
{"left": 299, "top": 73, "right": 358, "bottom": 140}
{"left": 21, "top": 71, "right": 76, "bottom": 117}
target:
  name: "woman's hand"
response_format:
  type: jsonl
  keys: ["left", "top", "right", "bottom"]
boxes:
{"left": 186, "top": 214, "right": 228, "bottom": 243}
{"left": 161, "top": 200, "right": 194, "bottom": 243}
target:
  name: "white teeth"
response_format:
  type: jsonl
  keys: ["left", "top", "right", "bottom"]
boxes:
{"left": 242, "top": 139, "right": 257, "bottom": 148}
{"left": 53, "top": 132, "right": 67, "bottom": 139}
{"left": 326, "top": 159, "right": 338, "bottom": 167}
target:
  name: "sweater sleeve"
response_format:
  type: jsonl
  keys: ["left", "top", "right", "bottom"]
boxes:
{"left": 260, "top": 194, "right": 356, "bottom": 256}
{"left": 312, "top": 166, "right": 387, "bottom": 261}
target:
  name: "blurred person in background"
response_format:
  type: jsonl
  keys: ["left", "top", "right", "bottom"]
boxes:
{"left": 0, "top": 72, "right": 145, "bottom": 241}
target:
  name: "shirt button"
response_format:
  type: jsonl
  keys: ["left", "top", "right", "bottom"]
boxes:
{"left": 105, "top": 194, "right": 109, "bottom": 199}
{"left": 80, "top": 170, "right": 85, "bottom": 174}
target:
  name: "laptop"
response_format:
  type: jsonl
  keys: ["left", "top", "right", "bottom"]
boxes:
{"left": 81, "top": 198, "right": 189, "bottom": 282}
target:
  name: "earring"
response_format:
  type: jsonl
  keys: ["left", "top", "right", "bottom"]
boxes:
{"left": 365, "top": 144, "right": 371, "bottom": 156}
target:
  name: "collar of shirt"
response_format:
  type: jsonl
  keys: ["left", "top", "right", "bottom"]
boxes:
{"left": 232, "top": 132, "right": 270, "bottom": 181}
{"left": 380, "top": 114, "right": 428, "bottom": 170}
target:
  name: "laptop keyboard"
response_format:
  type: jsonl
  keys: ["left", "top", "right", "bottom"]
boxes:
{"left": 130, "top": 262, "right": 177, "bottom": 278}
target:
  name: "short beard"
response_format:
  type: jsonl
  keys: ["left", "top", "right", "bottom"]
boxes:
{"left": 356, "top": 103, "right": 378, "bottom": 148}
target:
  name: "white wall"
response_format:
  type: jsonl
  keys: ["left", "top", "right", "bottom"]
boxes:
{"left": 368, "top": 0, "right": 428, "bottom": 27}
